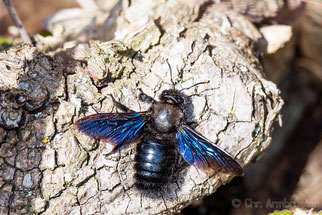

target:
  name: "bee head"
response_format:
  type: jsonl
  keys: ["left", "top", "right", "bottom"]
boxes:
{"left": 159, "top": 90, "right": 184, "bottom": 105}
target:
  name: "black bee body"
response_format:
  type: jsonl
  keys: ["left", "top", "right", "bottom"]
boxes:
{"left": 75, "top": 87, "right": 243, "bottom": 191}
{"left": 135, "top": 134, "right": 178, "bottom": 189}
{"left": 135, "top": 91, "right": 184, "bottom": 189}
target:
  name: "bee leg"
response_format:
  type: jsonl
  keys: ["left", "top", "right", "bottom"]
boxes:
{"left": 139, "top": 88, "right": 156, "bottom": 105}
{"left": 169, "top": 156, "right": 188, "bottom": 183}
{"left": 185, "top": 121, "right": 198, "bottom": 128}
{"left": 109, "top": 94, "right": 134, "bottom": 113}
{"left": 176, "top": 155, "right": 189, "bottom": 174}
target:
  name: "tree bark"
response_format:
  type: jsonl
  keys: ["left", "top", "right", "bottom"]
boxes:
{"left": 0, "top": 0, "right": 285, "bottom": 214}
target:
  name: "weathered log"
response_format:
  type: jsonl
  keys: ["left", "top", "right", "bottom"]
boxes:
{"left": 0, "top": 0, "right": 284, "bottom": 214}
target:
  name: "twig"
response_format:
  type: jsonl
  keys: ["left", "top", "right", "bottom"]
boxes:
{"left": 302, "top": 0, "right": 322, "bottom": 8}
{"left": 2, "top": 0, "right": 32, "bottom": 44}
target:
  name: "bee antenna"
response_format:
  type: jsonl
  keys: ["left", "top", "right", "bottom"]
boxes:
{"left": 166, "top": 59, "right": 176, "bottom": 89}
{"left": 179, "top": 80, "right": 210, "bottom": 92}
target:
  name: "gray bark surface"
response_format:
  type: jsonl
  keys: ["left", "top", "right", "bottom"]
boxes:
{"left": 0, "top": 0, "right": 284, "bottom": 214}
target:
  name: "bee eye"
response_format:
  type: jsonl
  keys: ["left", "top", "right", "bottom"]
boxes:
{"left": 162, "top": 91, "right": 168, "bottom": 96}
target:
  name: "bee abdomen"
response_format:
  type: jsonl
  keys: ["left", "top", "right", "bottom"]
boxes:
{"left": 135, "top": 136, "right": 177, "bottom": 190}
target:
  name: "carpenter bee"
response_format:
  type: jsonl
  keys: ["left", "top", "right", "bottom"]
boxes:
{"left": 75, "top": 65, "right": 243, "bottom": 190}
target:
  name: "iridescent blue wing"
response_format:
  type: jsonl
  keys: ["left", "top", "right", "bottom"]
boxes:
{"left": 177, "top": 124, "right": 243, "bottom": 175}
{"left": 75, "top": 112, "right": 149, "bottom": 146}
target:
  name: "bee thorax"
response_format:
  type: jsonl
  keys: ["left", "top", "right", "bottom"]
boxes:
{"left": 152, "top": 104, "right": 182, "bottom": 133}
{"left": 153, "top": 109, "right": 173, "bottom": 132}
